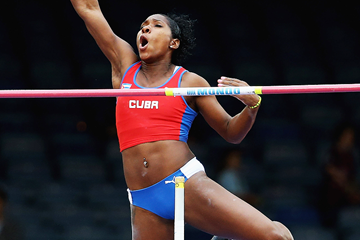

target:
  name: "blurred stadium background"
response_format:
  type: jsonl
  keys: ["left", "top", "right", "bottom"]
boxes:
{"left": 1, "top": 0, "right": 360, "bottom": 239}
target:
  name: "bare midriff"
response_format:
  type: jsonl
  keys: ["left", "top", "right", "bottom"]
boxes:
{"left": 121, "top": 140, "right": 195, "bottom": 190}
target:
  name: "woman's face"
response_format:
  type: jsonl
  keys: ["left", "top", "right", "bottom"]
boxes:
{"left": 137, "top": 14, "right": 177, "bottom": 63}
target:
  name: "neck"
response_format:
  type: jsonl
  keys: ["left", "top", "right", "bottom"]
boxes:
{"left": 140, "top": 60, "right": 175, "bottom": 85}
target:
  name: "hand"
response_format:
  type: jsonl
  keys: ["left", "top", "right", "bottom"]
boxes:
{"left": 217, "top": 76, "right": 260, "bottom": 108}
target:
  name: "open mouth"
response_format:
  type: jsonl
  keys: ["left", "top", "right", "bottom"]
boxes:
{"left": 140, "top": 35, "right": 149, "bottom": 48}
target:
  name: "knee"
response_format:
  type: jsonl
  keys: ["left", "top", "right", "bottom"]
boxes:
{"left": 267, "top": 221, "right": 293, "bottom": 240}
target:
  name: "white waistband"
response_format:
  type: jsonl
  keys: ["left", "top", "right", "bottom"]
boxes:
{"left": 180, "top": 157, "right": 205, "bottom": 179}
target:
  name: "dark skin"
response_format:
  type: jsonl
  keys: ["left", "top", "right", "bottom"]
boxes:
{"left": 71, "top": 1, "right": 293, "bottom": 239}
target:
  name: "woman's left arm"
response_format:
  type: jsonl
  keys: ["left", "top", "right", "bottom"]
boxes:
{"left": 216, "top": 76, "right": 261, "bottom": 143}
{"left": 184, "top": 73, "right": 261, "bottom": 144}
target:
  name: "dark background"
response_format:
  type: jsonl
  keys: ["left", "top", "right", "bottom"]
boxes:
{"left": 0, "top": 0, "right": 360, "bottom": 239}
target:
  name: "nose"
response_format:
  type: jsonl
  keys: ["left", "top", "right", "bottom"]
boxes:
{"left": 142, "top": 25, "right": 151, "bottom": 33}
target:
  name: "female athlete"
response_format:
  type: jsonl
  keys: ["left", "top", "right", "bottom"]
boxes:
{"left": 71, "top": 1, "right": 293, "bottom": 239}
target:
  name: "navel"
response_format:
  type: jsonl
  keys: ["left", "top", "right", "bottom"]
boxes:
{"left": 143, "top": 157, "right": 149, "bottom": 168}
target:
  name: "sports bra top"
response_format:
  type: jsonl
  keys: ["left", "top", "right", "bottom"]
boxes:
{"left": 116, "top": 62, "right": 197, "bottom": 151}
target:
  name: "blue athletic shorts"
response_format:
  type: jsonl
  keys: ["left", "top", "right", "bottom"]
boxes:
{"left": 127, "top": 157, "right": 205, "bottom": 219}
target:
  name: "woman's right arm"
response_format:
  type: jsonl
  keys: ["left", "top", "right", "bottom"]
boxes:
{"left": 70, "top": 0, "right": 139, "bottom": 88}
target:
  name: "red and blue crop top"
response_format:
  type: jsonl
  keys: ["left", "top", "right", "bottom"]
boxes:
{"left": 116, "top": 62, "right": 197, "bottom": 152}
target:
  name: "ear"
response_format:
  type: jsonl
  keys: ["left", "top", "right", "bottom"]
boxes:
{"left": 169, "top": 39, "right": 180, "bottom": 49}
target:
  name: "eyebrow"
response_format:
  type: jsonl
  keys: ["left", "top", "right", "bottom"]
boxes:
{"left": 140, "top": 18, "right": 164, "bottom": 26}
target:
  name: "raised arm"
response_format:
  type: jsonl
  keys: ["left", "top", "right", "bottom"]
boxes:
{"left": 70, "top": 0, "right": 138, "bottom": 88}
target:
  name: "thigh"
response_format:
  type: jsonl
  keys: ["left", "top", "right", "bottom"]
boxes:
{"left": 131, "top": 205, "right": 174, "bottom": 240}
{"left": 184, "top": 172, "right": 276, "bottom": 240}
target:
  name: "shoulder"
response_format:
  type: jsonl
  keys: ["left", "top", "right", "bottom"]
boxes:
{"left": 181, "top": 70, "right": 211, "bottom": 88}
{"left": 180, "top": 70, "right": 215, "bottom": 112}
{"left": 112, "top": 61, "right": 140, "bottom": 89}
